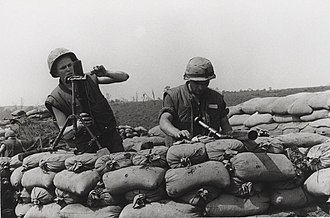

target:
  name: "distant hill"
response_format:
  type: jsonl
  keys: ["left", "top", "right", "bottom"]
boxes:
{"left": 1, "top": 85, "right": 330, "bottom": 129}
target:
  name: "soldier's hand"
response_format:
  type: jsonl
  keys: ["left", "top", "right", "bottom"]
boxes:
{"left": 91, "top": 65, "right": 107, "bottom": 77}
{"left": 174, "top": 130, "right": 190, "bottom": 140}
{"left": 78, "top": 113, "right": 93, "bottom": 127}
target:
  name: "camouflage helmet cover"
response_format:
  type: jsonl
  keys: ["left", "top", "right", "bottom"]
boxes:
{"left": 184, "top": 57, "right": 216, "bottom": 81}
{"left": 47, "top": 48, "right": 78, "bottom": 77}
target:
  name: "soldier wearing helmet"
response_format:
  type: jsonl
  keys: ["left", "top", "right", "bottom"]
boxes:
{"left": 0, "top": 130, "right": 23, "bottom": 157}
{"left": 159, "top": 57, "right": 232, "bottom": 146}
{"left": 45, "top": 48, "right": 129, "bottom": 153}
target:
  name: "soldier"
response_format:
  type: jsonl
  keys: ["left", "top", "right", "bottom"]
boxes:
{"left": 0, "top": 130, "right": 23, "bottom": 157}
{"left": 45, "top": 48, "right": 129, "bottom": 153}
{"left": 159, "top": 57, "right": 232, "bottom": 146}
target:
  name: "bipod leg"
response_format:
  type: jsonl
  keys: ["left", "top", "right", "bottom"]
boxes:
{"left": 51, "top": 116, "right": 73, "bottom": 149}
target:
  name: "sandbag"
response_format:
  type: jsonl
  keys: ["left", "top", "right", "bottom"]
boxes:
{"left": 31, "top": 187, "right": 55, "bottom": 205}
{"left": 231, "top": 152, "right": 296, "bottom": 182}
{"left": 10, "top": 166, "right": 24, "bottom": 189}
{"left": 39, "top": 151, "right": 75, "bottom": 172}
{"left": 132, "top": 146, "right": 168, "bottom": 168}
{"left": 119, "top": 200, "right": 202, "bottom": 218}
{"left": 254, "top": 97, "right": 279, "bottom": 114}
{"left": 87, "top": 186, "right": 125, "bottom": 207}
{"left": 65, "top": 153, "right": 98, "bottom": 173}
{"left": 59, "top": 204, "right": 122, "bottom": 218}
{"left": 54, "top": 170, "right": 100, "bottom": 196}
{"left": 24, "top": 203, "right": 61, "bottom": 218}
{"left": 123, "top": 136, "right": 165, "bottom": 151}
{"left": 228, "top": 104, "right": 243, "bottom": 117}
{"left": 205, "top": 139, "right": 245, "bottom": 161}
{"left": 177, "top": 186, "right": 220, "bottom": 207}
{"left": 270, "top": 93, "right": 308, "bottom": 115}
{"left": 10, "top": 153, "right": 22, "bottom": 169}
{"left": 165, "top": 161, "right": 230, "bottom": 198}
{"left": 300, "top": 109, "right": 330, "bottom": 122}
{"left": 240, "top": 98, "right": 264, "bottom": 114}
{"left": 309, "top": 118, "right": 330, "bottom": 128}
{"left": 95, "top": 152, "right": 134, "bottom": 176}
{"left": 55, "top": 188, "right": 82, "bottom": 205}
{"left": 304, "top": 167, "right": 330, "bottom": 196}
{"left": 166, "top": 143, "right": 207, "bottom": 168}
{"left": 21, "top": 167, "right": 56, "bottom": 190}
{"left": 243, "top": 112, "right": 273, "bottom": 128}
{"left": 205, "top": 193, "right": 270, "bottom": 217}
{"left": 269, "top": 186, "right": 316, "bottom": 209}
{"left": 124, "top": 184, "right": 167, "bottom": 203}
{"left": 243, "top": 137, "right": 284, "bottom": 154}
{"left": 22, "top": 152, "right": 53, "bottom": 171}
{"left": 18, "top": 188, "right": 32, "bottom": 204}
{"left": 275, "top": 132, "right": 329, "bottom": 148}
{"left": 227, "top": 176, "right": 264, "bottom": 197}
{"left": 272, "top": 114, "right": 301, "bottom": 123}
{"left": 103, "top": 166, "right": 166, "bottom": 195}
{"left": 229, "top": 114, "right": 250, "bottom": 126}
{"left": 15, "top": 203, "right": 33, "bottom": 218}
{"left": 288, "top": 95, "right": 314, "bottom": 116}
{"left": 307, "top": 90, "right": 330, "bottom": 109}
{"left": 307, "top": 141, "right": 330, "bottom": 171}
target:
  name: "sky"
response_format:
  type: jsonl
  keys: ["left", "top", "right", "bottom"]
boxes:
{"left": 0, "top": 0, "right": 329, "bottom": 106}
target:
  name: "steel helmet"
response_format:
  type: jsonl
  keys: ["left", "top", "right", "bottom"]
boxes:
{"left": 47, "top": 48, "right": 78, "bottom": 77}
{"left": 5, "top": 130, "right": 15, "bottom": 139}
{"left": 183, "top": 57, "right": 216, "bottom": 81}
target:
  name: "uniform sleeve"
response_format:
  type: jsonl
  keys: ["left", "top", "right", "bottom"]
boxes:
{"left": 158, "top": 93, "right": 177, "bottom": 119}
{"left": 219, "top": 98, "right": 230, "bottom": 119}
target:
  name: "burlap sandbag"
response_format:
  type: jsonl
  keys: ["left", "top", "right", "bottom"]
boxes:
{"left": 243, "top": 137, "right": 284, "bottom": 154}
{"left": 300, "top": 109, "right": 330, "bottom": 122}
{"left": 87, "top": 187, "right": 125, "bottom": 207}
{"left": 10, "top": 154, "right": 22, "bottom": 169}
{"left": 243, "top": 112, "right": 273, "bottom": 128}
{"left": 22, "top": 152, "right": 53, "bottom": 171}
{"left": 59, "top": 204, "right": 122, "bottom": 218}
{"left": 177, "top": 186, "right": 220, "bottom": 207}
{"left": 124, "top": 184, "right": 168, "bottom": 203}
{"left": 231, "top": 152, "right": 296, "bottom": 182}
{"left": 10, "top": 166, "right": 24, "bottom": 189}
{"left": 166, "top": 143, "right": 207, "bottom": 168}
{"left": 255, "top": 97, "right": 280, "bottom": 114}
{"left": 31, "top": 187, "right": 55, "bottom": 205}
{"left": 15, "top": 203, "right": 33, "bottom": 218}
{"left": 205, "top": 139, "right": 245, "bottom": 161}
{"left": 240, "top": 98, "right": 265, "bottom": 114}
{"left": 307, "top": 141, "right": 330, "bottom": 171}
{"left": 65, "top": 153, "right": 98, "bottom": 173}
{"left": 123, "top": 136, "right": 165, "bottom": 151}
{"left": 272, "top": 114, "right": 301, "bottom": 123}
{"left": 165, "top": 161, "right": 230, "bottom": 198}
{"left": 24, "top": 203, "right": 61, "bottom": 218}
{"left": 288, "top": 94, "right": 314, "bottom": 116}
{"left": 21, "top": 167, "right": 56, "bottom": 190}
{"left": 95, "top": 152, "right": 134, "bottom": 176}
{"left": 119, "top": 200, "right": 202, "bottom": 218}
{"left": 270, "top": 93, "right": 309, "bottom": 115}
{"left": 269, "top": 186, "right": 316, "bottom": 209}
{"left": 205, "top": 193, "right": 270, "bottom": 217}
{"left": 103, "top": 166, "right": 166, "bottom": 195}
{"left": 229, "top": 114, "right": 251, "bottom": 126}
{"left": 275, "top": 132, "right": 329, "bottom": 148}
{"left": 148, "top": 125, "right": 167, "bottom": 138}
{"left": 132, "top": 146, "right": 168, "bottom": 168}
{"left": 39, "top": 152, "right": 75, "bottom": 173}
{"left": 55, "top": 188, "right": 82, "bottom": 205}
{"left": 307, "top": 90, "right": 330, "bottom": 109}
{"left": 54, "top": 170, "right": 100, "bottom": 196}
{"left": 228, "top": 104, "right": 243, "bottom": 118}
{"left": 304, "top": 167, "right": 330, "bottom": 196}
{"left": 309, "top": 118, "right": 330, "bottom": 128}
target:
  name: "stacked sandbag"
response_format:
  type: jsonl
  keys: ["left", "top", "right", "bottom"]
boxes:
{"left": 228, "top": 90, "right": 330, "bottom": 136}
{"left": 148, "top": 125, "right": 167, "bottom": 138}
{"left": 118, "top": 125, "right": 149, "bottom": 139}
{"left": 122, "top": 136, "right": 165, "bottom": 151}
{"left": 25, "top": 107, "right": 52, "bottom": 120}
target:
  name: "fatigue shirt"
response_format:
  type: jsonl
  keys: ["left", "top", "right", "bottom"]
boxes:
{"left": 45, "top": 74, "right": 122, "bottom": 152}
{"left": 160, "top": 82, "right": 229, "bottom": 138}
{"left": 1, "top": 138, "right": 23, "bottom": 157}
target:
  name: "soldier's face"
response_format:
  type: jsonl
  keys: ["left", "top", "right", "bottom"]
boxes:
{"left": 189, "top": 80, "right": 209, "bottom": 96}
{"left": 56, "top": 56, "right": 74, "bottom": 85}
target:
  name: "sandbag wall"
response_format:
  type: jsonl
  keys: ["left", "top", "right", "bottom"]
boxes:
{"left": 5, "top": 131, "right": 330, "bottom": 217}
{"left": 228, "top": 90, "right": 330, "bottom": 136}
